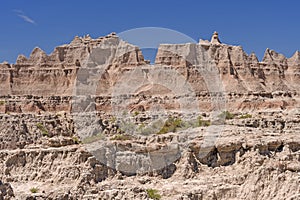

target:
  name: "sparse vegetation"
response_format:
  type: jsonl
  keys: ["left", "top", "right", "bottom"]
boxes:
{"left": 110, "top": 116, "right": 116, "bottom": 123}
{"left": 154, "top": 116, "right": 211, "bottom": 135}
{"left": 157, "top": 117, "right": 183, "bottom": 135}
{"left": 0, "top": 100, "right": 5, "bottom": 106}
{"left": 197, "top": 116, "right": 211, "bottom": 127}
{"left": 30, "top": 187, "right": 39, "bottom": 193}
{"left": 146, "top": 189, "right": 161, "bottom": 200}
{"left": 110, "top": 134, "right": 131, "bottom": 141}
{"left": 115, "top": 114, "right": 212, "bottom": 136}
{"left": 219, "top": 111, "right": 235, "bottom": 120}
{"left": 136, "top": 121, "right": 163, "bottom": 135}
{"left": 82, "top": 133, "right": 104, "bottom": 144}
{"left": 36, "top": 123, "right": 49, "bottom": 136}
{"left": 72, "top": 136, "right": 82, "bottom": 144}
{"left": 133, "top": 111, "right": 140, "bottom": 116}
{"left": 239, "top": 113, "right": 252, "bottom": 119}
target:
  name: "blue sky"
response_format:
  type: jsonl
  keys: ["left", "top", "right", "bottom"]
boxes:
{"left": 1, "top": 0, "right": 300, "bottom": 63}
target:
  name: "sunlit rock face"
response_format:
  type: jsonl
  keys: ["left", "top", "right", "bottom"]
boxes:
{"left": 0, "top": 32, "right": 299, "bottom": 200}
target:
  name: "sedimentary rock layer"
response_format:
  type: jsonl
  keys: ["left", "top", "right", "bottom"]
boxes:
{"left": 0, "top": 32, "right": 299, "bottom": 199}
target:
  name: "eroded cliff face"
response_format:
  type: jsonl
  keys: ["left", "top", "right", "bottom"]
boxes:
{"left": 0, "top": 33, "right": 147, "bottom": 97}
{"left": 155, "top": 41, "right": 299, "bottom": 112}
{"left": 1, "top": 32, "right": 299, "bottom": 113}
{"left": 0, "top": 32, "right": 299, "bottom": 200}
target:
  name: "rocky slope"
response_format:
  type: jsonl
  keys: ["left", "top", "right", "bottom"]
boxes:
{"left": 0, "top": 32, "right": 299, "bottom": 200}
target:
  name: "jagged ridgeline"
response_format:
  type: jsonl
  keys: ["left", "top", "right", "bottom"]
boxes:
{"left": 0, "top": 32, "right": 299, "bottom": 199}
{"left": 0, "top": 32, "right": 299, "bottom": 112}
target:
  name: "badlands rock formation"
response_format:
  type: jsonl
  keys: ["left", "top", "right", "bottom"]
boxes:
{"left": 0, "top": 32, "right": 299, "bottom": 199}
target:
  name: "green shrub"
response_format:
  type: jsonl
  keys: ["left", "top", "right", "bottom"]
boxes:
{"left": 239, "top": 113, "right": 252, "bottom": 119}
{"left": 72, "top": 136, "right": 82, "bottom": 144}
{"left": 219, "top": 111, "right": 235, "bottom": 120}
{"left": 197, "top": 116, "right": 211, "bottom": 127}
{"left": 110, "top": 116, "right": 116, "bottom": 123}
{"left": 36, "top": 123, "right": 49, "bottom": 136}
{"left": 133, "top": 111, "right": 139, "bottom": 116}
{"left": 155, "top": 116, "right": 212, "bottom": 134}
{"left": 157, "top": 117, "right": 183, "bottom": 134}
{"left": 36, "top": 123, "right": 43, "bottom": 129}
{"left": 146, "top": 189, "right": 161, "bottom": 200}
{"left": 110, "top": 134, "right": 131, "bottom": 141}
{"left": 0, "top": 100, "right": 5, "bottom": 106}
{"left": 30, "top": 187, "right": 39, "bottom": 193}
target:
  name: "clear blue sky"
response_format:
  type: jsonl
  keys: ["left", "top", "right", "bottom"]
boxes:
{"left": 1, "top": 0, "right": 300, "bottom": 63}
